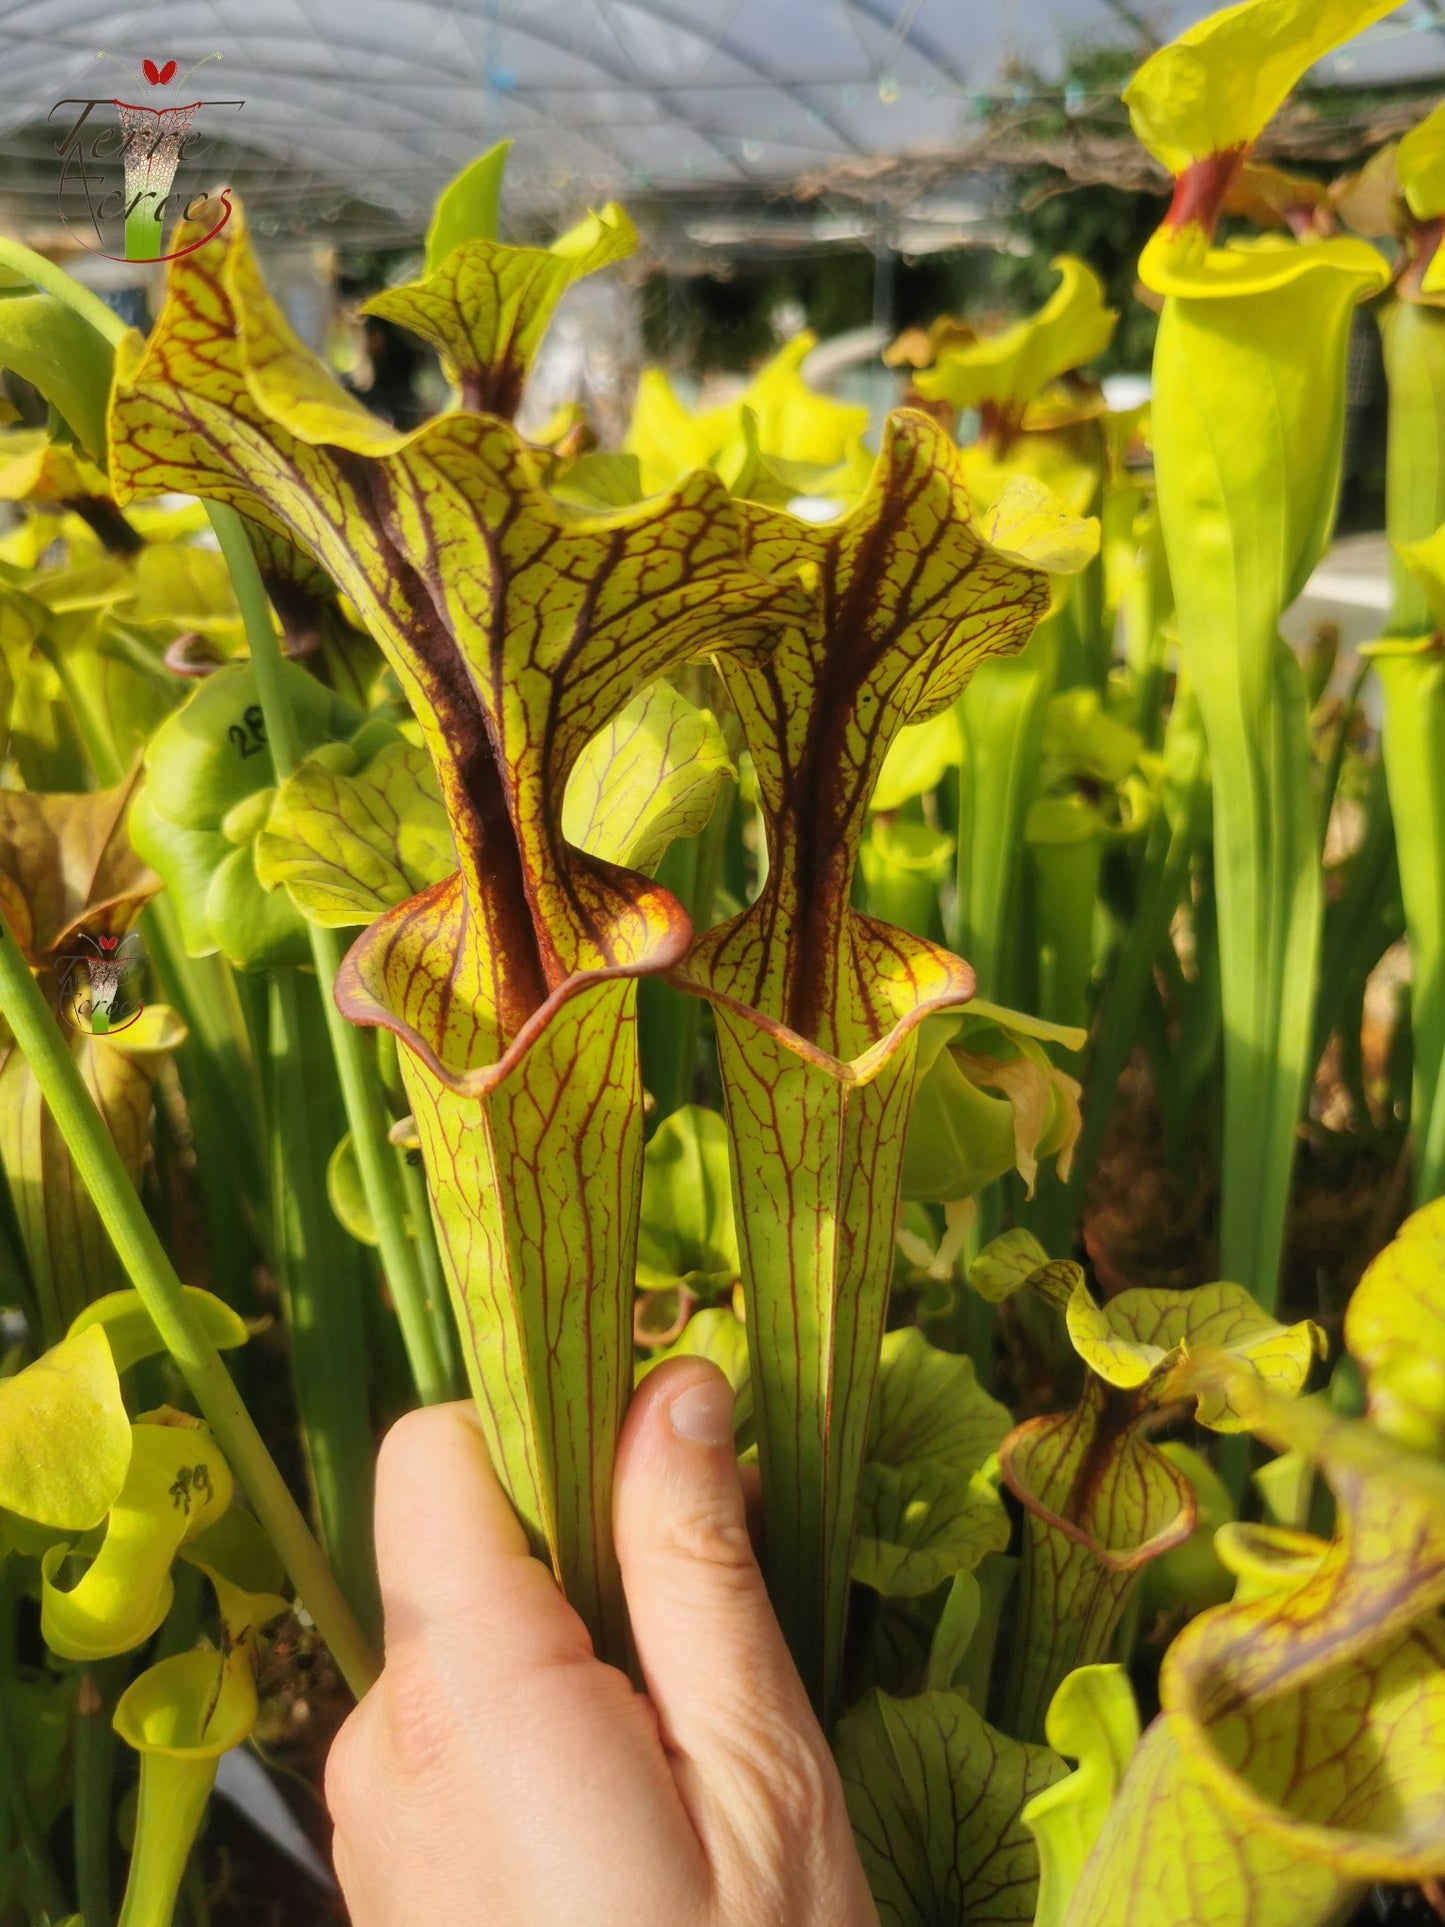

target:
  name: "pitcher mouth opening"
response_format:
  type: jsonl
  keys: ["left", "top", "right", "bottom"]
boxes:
{"left": 335, "top": 867, "right": 692, "bottom": 1100}
{"left": 669, "top": 909, "right": 977, "bottom": 1088}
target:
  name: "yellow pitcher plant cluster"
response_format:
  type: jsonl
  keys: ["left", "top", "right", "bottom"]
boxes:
{"left": 0, "top": 1294, "right": 286, "bottom": 1927}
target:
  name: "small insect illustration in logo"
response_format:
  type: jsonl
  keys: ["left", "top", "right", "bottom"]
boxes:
{"left": 55, "top": 928, "right": 147, "bottom": 1036}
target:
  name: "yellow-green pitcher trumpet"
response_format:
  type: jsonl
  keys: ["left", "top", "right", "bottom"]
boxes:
{"left": 1124, "top": 0, "right": 1391, "bottom": 1309}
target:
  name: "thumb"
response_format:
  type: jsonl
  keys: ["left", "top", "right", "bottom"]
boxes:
{"left": 612, "top": 1360, "right": 836, "bottom": 1846}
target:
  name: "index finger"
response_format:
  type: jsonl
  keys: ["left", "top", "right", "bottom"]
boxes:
{"left": 371, "top": 1401, "right": 594, "bottom": 1677}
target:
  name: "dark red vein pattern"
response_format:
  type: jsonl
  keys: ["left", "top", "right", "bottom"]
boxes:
{"left": 835, "top": 1687, "right": 1067, "bottom": 1924}
{"left": 106, "top": 201, "right": 801, "bottom": 1662}
{"left": 1000, "top": 1378, "right": 1195, "bottom": 1743}
{"left": 1069, "top": 1378, "right": 1445, "bottom": 1918}
{"left": 671, "top": 410, "right": 1056, "bottom": 1718}
{"left": 364, "top": 207, "right": 635, "bottom": 418}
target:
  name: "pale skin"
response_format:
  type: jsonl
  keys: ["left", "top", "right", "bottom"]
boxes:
{"left": 325, "top": 1358, "right": 879, "bottom": 1926}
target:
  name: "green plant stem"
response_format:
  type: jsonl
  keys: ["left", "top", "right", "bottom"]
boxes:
{"left": 37, "top": 618, "right": 268, "bottom": 1318}
{"left": 1316, "top": 660, "right": 1369, "bottom": 860}
{"left": 1058, "top": 546, "right": 1108, "bottom": 694}
{"left": 313, "top": 927, "right": 455, "bottom": 1402}
{"left": 0, "top": 237, "right": 379, "bottom": 1679}
{"left": 266, "top": 965, "right": 382, "bottom": 1637}
{"left": 1421, "top": 1035, "right": 1445, "bottom": 1203}
{"left": 0, "top": 919, "right": 379, "bottom": 1698}
{"left": 142, "top": 903, "right": 270, "bottom": 1309}
{"left": 1380, "top": 300, "right": 1445, "bottom": 636}
{"left": 125, "top": 205, "right": 165, "bottom": 268}
{"left": 146, "top": 900, "right": 263, "bottom": 1155}
{"left": 207, "top": 511, "right": 304, "bottom": 774}
{"left": 208, "top": 505, "right": 454, "bottom": 1405}
{"left": 1369, "top": 646, "right": 1445, "bottom": 1204}
{"left": 1122, "top": 514, "right": 1172, "bottom": 750}
{"left": 1375, "top": 298, "right": 1445, "bottom": 1201}
{"left": 958, "top": 1552, "right": 1017, "bottom": 1722}
{"left": 952, "top": 617, "right": 1060, "bottom": 1004}
{"left": 1201, "top": 644, "right": 1321, "bottom": 1312}
{"left": 931, "top": 1189, "right": 1001, "bottom": 1376}
{"left": 0, "top": 237, "right": 131, "bottom": 345}
{"left": 1312, "top": 760, "right": 1400, "bottom": 1089}
{"left": 43, "top": 635, "right": 126, "bottom": 786}
{"left": 75, "top": 1662, "right": 122, "bottom": 1927}
{"left": 1068, "top": 711, "right": 1209, "bottom": 1217}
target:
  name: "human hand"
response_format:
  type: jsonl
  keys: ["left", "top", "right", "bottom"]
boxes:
{"left": 325, "top": 1360, "right": 878, "bottom": 1926}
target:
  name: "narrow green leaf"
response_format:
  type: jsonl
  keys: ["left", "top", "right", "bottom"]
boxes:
{"left": 1360, "top": 625, "right": 1445, "bottom": 1199}
{"left": 424, "top": 142, "right": 510, "bottom": 272}
{"left": 265, "top": 968, "right": 381, "bottom": 1638}
{"left": 922, "top": 1569, "right": 982, "bottom": 1691}
{"left": 952, "top": 616, "right": 1061, "bottom": 1005}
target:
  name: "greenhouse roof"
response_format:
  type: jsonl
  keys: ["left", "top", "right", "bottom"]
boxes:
{"left": 0, "top": 0, "right": 1440, "bottom": 247}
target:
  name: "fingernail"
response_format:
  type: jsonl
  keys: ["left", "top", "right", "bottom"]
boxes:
{"left": 668, "top": 1376, "right": 735, "bottom": 1446}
